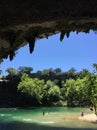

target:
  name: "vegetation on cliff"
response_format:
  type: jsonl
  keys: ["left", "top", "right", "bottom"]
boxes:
{"left": 0, "top": 64, "right": 97, "bottom": 115}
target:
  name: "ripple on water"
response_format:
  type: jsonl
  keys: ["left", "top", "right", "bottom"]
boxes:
{"left": 21, "top": 118, "right": 54, "bottom": 124}
{"left": 13, "top": 116, "right": 21, "bottom": 119}
{"left": 22, "top": 118, "right": 37, "bottom": 123}
{"left": 0, "top": 114, "right": 5, "bottom": 116}
{"left": 0, "top": 114, "right": 12, "bottom": 117}
{"left": 40, "top": 121, "right": 54, "bottom": 124}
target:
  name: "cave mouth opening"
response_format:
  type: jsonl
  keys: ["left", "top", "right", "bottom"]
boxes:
{"left": 1, "top": 30, "right": 97, "bottom": 76}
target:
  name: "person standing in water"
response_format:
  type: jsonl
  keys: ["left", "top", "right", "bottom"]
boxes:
{"left": 80, "top": 111, "right": 84, "bottom": 116}
{"left": 43, "top": 111, "right": 45, "bottom": 116}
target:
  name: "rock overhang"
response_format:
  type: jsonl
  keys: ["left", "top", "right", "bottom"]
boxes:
{"left": 0, "top": 0, "right": 97, "bottom": 62}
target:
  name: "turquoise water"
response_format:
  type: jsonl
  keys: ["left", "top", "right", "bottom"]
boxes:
{"left": 0, "top": 107, "right": 97, "bottom": 130}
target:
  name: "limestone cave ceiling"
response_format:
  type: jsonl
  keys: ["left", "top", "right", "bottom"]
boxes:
{"left": 0, "top": 0, "right": 97, "bottom": 62}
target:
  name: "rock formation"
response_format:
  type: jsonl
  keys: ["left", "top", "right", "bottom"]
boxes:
{"left": 0, "top": 0, "right": 97, "bottom": 62}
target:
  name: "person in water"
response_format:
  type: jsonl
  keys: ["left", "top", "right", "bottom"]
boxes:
{"left": 43, "top": 111, "right": 45, "bottom": 116}
{"left": 80, "top": 111, "right": 84, "bottom": 116}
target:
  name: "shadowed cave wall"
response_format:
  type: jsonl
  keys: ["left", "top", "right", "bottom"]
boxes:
{"left": 0, "top": 0, "right": 97, "bottom": 62}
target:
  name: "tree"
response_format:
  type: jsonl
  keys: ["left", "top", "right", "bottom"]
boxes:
{"left": 85, "top": 74, "right": 97, "bottom": 115}
{"left": 18, "top": 73, "right": 45, "bottom": 104}
{"left": 18, "top": 66, "right": 33, "bottom": 75}
{"left": 0, "top": 70, "right": 2, "bottom": 75}
{"left": 93, "top": 63, "right": 97, "bottom": 73}
{"left": 61, "top": 80, "right": 68, "bottom": 101}
{"left": 66, "top": 67, "right": 76, "bottom": 79}
{"left": 42, "top": 80, "right": 61, "bottom": 105}
{"left": 68, "top": 67, "right": 76, "bottom": 74}
{"left": 48, "top": 85, "right": 61, "bottom": 103}
{"left": 42, "top": 80, "right": 55, "bottom": 104}
{"left": 6, "top": 68, "right": 17, "bottom": 75}
{"left": 65, "top": 79, "right": 78, "bottom": 106}
{"left": 42, "top": 69, "right": 50, "bottom": 76}
{"left": 75, "top": 78, "right": 90, "bottom": 106}
{"left": 77, "top": 69, "right": 90, "bottom": 79}
{"left": 54, "top": 68, "right": 62, "bottom": 75}
{"left": 64, "top": 78, "right": 89, "bottom": 107}
{"left": 36, "top": 70, "right": 42, "bottom": 78}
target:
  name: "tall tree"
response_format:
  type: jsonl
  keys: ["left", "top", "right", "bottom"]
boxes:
{"left": 77, "top": 69, "right": 90, "bottom": 79}
{"left": 54, "top": 68, "right": 62, "bottom": 75}
{"left": 48, "top": 85, "right": 61, "bottom": 103}
{"left": 18, "top": 66, "right": 33, "bottom": 75}
{"left": 85, "top": 74, "right": 97, "bottom": 115}
{"left": 0, "top": 70, "right": 2, "bottom": 75}
{"left": 93, "top": 63, "right": 97, "bottom": 73}
{"left": 6, "top": 68, "right": 17, "bottom": 75}
{"left": 65, "top": 79, "right": 78, "bottom": 106}
{"left": 66, "top": 67, "right": 76, "bottom": 79}
{"left": 18, "top": 73, "right": 45, "bottom": 104}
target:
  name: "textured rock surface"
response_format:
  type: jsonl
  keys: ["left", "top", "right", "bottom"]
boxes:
{"left": 0, "top": 0, "right": 97, "bottom": 62}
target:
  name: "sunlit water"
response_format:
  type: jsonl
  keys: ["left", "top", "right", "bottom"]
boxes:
{"left": 0, "top": 107, "right": 97, "bottom": 130}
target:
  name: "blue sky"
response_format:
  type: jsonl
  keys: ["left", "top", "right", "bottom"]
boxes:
{"left": 1, "top": 30, "right": 97, "bottom": 75}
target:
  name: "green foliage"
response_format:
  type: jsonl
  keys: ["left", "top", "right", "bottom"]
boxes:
{"left": 65, "top": 79, "right": 77, "bottom": 106}
{"left": 85, "top": 74, "right": 97, "bottom": 114}
{"left": 1, "top": 63, "right": 97, "bottom": 109}
{"left": 93, "top": 63, "right": 97, "bottom": 72}
{"left": 6, "top": 68, "right": 17, "bottom": 75}
{"left": 0, "top": 70, "right": 2, "bottom": 75}
{"left": 42, "top": 80, "right": 58, "bottom": 105}
{"left": 77, "top": 69, "right": 90, "bottom": 79}
{"left": 54, "top": 68, "right": 62, "bottom": 75}
{"left": 62, "top": 78, "right": 91, "bottom": 107}
{"left": 48, "top": 84, "right": 61, "bottom": 103}
{"left": 18, "top": 73, "right": 45, "bottom": 104}
{"left": 61, "top": 80, "right": 68, "bottom": 100}
{"left": 55, "top": 100, "right": 67, "bottom": 106}
{"left": 18, "top": 66, "right": 33, "bottom": 75}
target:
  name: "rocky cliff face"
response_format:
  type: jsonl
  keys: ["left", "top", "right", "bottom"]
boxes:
{"left": 0, "top": 0, "right": 97, "bottom": 62}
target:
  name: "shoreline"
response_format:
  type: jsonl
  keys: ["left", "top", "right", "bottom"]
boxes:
{"left": 78, "top": 113, "right": 97, "bottom": 123}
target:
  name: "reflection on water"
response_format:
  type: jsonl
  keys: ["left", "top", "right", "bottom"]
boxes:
{"left": 0, "top": 107, "right": 97, "bottom": 130}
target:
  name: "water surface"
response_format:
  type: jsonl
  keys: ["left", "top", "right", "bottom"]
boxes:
{"left": 0, "top": 107, "right": 97, "bottom": 130}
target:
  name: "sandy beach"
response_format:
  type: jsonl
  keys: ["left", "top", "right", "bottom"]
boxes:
{"left": 78, "top": 113, "right": 97, "bottom": 122}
